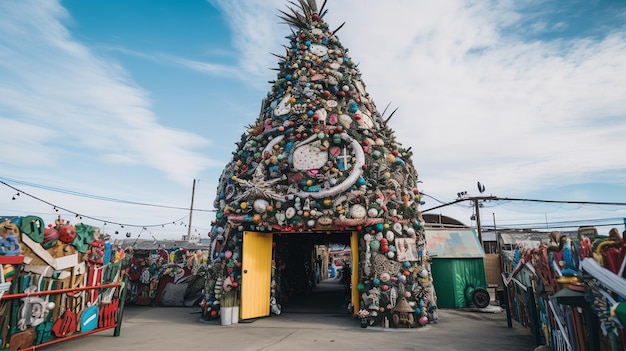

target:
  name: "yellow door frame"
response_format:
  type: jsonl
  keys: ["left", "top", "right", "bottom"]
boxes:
{"left": 241, "top": 230, "right": 359, "bottom": 318}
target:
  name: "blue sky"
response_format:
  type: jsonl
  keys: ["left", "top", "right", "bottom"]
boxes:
{"left": 1, "top": 0, "right": 625, "bottom": 240}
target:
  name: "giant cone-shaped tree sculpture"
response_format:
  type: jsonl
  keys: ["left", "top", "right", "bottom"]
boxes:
{"left": 208, "top": 0, "right": 437, "bottom": 328}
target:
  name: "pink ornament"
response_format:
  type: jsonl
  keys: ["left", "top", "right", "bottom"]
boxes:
{"left": 224, "top": 250, "right": 233, "bottom": 259}
{"left": 329, "top": 114, "right": 338, "bottom": 124}
{"left": 418, "top": 316, "right": 429, "bottom": 326}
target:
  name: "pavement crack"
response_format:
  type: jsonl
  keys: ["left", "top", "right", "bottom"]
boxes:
{"left": 255, "top": 330, "right": 298, "bottom": 350}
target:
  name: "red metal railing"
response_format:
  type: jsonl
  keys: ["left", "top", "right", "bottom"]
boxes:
{"left": 0, "top": 275, "right": 128, "bottom": 351}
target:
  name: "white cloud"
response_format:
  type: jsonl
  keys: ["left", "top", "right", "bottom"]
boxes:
{"left": 0, "top": 0, "right": 216, "bottom": 185}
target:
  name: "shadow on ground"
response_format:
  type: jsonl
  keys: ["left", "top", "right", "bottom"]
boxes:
{"left": 280, "top": 278, "right": 351, "bottom": 315}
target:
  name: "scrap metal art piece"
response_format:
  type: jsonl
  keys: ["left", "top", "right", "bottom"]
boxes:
{"left": 207, "top": 0, "right": 436, "bottom": 328}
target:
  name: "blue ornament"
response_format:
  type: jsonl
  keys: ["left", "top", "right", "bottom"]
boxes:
{"left": 356, "top": 177, "right": 366, "bottom": 186}
{"left": 307, "top": 185, "right": 321, "bottom": 192}
{"left": 285, "top": 142, "right": 293, "bottom": 153}
{"left": 286, "top": 74, "right": 292, "bottom": 80}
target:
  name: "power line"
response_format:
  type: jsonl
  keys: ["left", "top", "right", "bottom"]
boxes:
{"left": 499, "top": 197, "right": 626, "bottom": 207}
{"left": 422, "top": 196, "right": 626, "bottom": 213}
{"left": 421, "top": 195, "right": 626, "bottom": 231}
{"left": 0, "top": 177, "right": 215, "bottom": 212}
{"left": 419, "top": 192, "right": 449, "bottom": 205}
{"left": 1, "top": 180, "right": 190, "bottom": 229}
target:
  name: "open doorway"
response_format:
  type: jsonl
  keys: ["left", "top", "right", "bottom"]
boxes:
{"left": 272, "top": 232, "right": 353, "bottom": 314}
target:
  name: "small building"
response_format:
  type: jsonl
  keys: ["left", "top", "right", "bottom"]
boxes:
{"left": 422, "top": 215, "right": 489, "bottom": 309}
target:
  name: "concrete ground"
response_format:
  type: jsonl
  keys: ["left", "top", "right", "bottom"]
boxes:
{"left": 48, "top": 299, "right": 538, "bottom": 351}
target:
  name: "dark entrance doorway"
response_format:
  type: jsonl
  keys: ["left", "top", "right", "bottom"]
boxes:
{"left": 273, "top": 232, "right": 352, "bottom": 314}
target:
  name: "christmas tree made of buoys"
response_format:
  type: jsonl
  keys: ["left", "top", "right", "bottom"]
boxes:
{"left": 206, "top": 0, "right": 437, "bottom": 328}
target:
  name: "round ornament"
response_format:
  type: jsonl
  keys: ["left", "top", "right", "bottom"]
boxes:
{"left": 418, "top": 316, "right": 429, "bottom": 326}
{"left": 350, "top": 204, "right": 367, "bottom": 219}
{"left": 368, "top": 208, "right": 379, "bottom": 217}
{"left": 286, "top": 207, "right": 296, "bottom": 219}
{"left": 380, "top": 272, "right": 391, "bottom": 282}
{"left": 253, "top": 199, "right": 269, "bottom": 213}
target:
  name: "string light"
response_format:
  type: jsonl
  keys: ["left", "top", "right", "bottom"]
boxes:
{"left": 1, "top": 180, "right": 191, "bottom": 230}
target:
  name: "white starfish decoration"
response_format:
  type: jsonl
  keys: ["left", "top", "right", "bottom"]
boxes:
{"left": 233, "top": 165, "right": 285, "bottom": 202}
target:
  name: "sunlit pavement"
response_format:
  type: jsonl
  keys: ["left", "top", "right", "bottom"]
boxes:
{"left": 48, "top": 301, "right": 537, "bottom": 351}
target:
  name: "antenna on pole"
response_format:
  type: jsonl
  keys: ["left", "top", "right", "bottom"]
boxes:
{"left": 187, "top": 179, "right": 197, "bottom": 242}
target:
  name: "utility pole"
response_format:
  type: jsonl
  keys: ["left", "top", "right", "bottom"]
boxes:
{"left": 470, "top": 196, "right": 498, "bottom": 245}
{"left": 187, "top": 179, "right": 197, "bottom": 242}
{"left": 493, "top": 212, "right": 499, "bottom": 255}
{"left": 474, "top": 198, "right": 482, "bottom": 244}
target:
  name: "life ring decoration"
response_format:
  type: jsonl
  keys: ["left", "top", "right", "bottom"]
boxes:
{"left": 262, "top": 132, "right": 365, "bottom": 200}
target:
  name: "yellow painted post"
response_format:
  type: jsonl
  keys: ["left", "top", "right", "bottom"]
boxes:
{"left": 350, "top": 231, "right": 359, "bottom": 315}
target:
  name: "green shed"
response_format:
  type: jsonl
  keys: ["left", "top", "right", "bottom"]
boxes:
{"left": 425, "top": 228, "right": 489, "bottom": 308}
